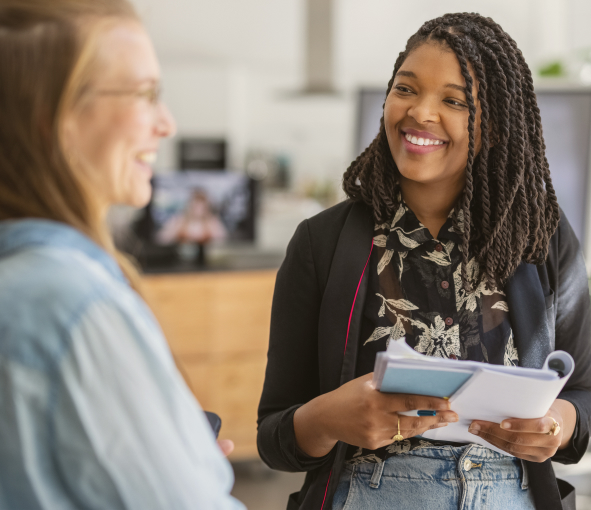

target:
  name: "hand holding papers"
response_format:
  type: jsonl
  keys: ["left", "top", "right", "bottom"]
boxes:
{"left": 373, "top": 338, "right": 575, "bottom": 455}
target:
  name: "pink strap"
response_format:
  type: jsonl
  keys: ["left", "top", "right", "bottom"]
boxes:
{"left": 343, "top": 241, "right": 374, "bottom": 355}
{"left": 320, "top": 470, "right": 332, "bottom": 510}
{"left": 320, "top": 239, "right": 374, "bottom": 509}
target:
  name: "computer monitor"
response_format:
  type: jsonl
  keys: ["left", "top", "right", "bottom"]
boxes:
{"left": 354, "top": 87, "right": 591, "bottom": 259}
{"left": 536, "top": 88, "right": 591, "bottom": 256}
{"left": 355, "top": 88, "right": 387, "bottom": 157}
{"left": 133, "top": 170, "right": 256, "bottom": 269}
{"left": 178, "top": 138, "right": 226, "bottom": 170}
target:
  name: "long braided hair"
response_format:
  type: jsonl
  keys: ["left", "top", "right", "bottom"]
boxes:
{"left": 343, "top": 13, "right": 560, "bottom": 290}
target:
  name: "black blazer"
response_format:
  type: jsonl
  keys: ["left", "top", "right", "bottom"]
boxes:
{"left": 258, "top": 200, "right": 591, "bottom": 510}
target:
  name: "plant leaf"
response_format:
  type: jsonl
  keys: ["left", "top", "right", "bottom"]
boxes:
{"left": 373, "top": 235, "right": 388, "bottom": 248}
{"left": 394, "top": 230, "right": 420, "bottom": 249}
{"left": 492, "top": 301, "right": 509, "bottom": 312}
{"left": 384, "top": 298, "right": 419, "bottom": 311}
{"left": 377, "top": 249, "right": 395, "bottom": 274}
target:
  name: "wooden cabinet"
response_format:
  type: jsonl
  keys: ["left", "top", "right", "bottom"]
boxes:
{"left": 142, "top": 270, "right": 277, "bottom": 460}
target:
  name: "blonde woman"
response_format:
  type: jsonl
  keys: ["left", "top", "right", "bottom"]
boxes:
{"left": 0, "top": 1, "right": 244, "bottom": 508}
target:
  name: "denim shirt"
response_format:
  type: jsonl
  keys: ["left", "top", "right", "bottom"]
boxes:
{"left": 0, "top": 219, "right": 244, "bottom": 510}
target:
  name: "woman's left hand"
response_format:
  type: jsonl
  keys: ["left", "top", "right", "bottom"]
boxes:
{"left": 468, "top": 399, "right": 576, "bottom": 462}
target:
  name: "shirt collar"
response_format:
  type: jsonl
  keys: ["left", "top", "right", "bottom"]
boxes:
{"left": 385, "top": 200, "right": 462, "bottom": 253}
{"left": 0, "top": 219, "right": 127, "bottom": 284}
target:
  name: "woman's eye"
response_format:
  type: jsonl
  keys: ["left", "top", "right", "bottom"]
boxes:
{"left": 445, "top": 98, "right": 468, "bottom": 108}
{"left": 395, "top": 85, "right": 413, "bottom": 94}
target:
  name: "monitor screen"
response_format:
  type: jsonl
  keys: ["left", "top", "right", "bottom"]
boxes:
{"left": 355, "top": 87, "right": 591, "bottom": 252}
{"left": 150, "top": 170, "right": 255, "bottom": 246}
{"left": 178, "top": 138, "right": 226, "bottom": 170}
{"left": 536, "top": 89, "right": 591, "bottom": 248}
{"left": 356, "top": 88, "right": 387, "bottom": 156}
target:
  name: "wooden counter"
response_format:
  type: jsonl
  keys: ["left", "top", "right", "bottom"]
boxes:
{"left": 142, "top": 269, "right": 277, "bottom": 460}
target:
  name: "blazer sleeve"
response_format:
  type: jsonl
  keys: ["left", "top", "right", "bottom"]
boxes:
{"left": 256, "top": 220, "right": 334, "bottom": 472}
{"left": 552, "top": 214, "right": 591, "bottom": 464}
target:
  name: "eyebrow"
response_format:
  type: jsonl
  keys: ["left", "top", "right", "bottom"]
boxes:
{"left": 396, "top": 70, "right": 467, "bottom": 93}
{"left": 137, "top": 78, "right": 160, "bottom": 86}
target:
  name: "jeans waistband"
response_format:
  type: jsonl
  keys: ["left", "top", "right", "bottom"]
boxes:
{"left": 343, "top": 444, "right": 529, "bottom": 491}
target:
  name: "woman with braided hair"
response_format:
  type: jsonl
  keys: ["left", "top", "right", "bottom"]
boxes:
{"left": 258, "top": 12, "right": 591, "bottom": 510}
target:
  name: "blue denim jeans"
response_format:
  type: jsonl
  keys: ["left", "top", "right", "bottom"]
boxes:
{"left": 332, "top": 444, "right": 536, "bottom": 510}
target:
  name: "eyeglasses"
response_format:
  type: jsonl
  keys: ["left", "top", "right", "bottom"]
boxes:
{"left": 94, "top": 84, "right": 162, "bottom": 106}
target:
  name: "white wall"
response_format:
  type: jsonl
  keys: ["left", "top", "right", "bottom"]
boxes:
{"left": 132, "top": 0, "right": 591, "bottom": 187}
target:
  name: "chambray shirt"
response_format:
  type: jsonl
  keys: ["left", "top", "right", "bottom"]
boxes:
{"left": 0, "top": 220, "right": 245, "bottom": 510}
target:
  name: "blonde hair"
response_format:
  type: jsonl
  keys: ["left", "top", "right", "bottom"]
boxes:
{"left": 0, "top": 0, "right": 142, "bottom": 288}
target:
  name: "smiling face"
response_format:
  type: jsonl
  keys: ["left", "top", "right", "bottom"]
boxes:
{"left": 62, "top": 20, "right": 176, "bottom": 211}
{"left": 384, "top": 41, "right": 482, "bottom": 191}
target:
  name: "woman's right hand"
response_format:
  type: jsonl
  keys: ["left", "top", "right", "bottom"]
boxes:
{"left": 293, "top": 372, "right": 458, "bottom": 458}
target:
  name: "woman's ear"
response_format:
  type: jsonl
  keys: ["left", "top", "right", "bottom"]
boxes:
{"left": 59, "top": 112, "right": 77, "bottom": 159}
{"left": 59, "top": 112, "right": 87, "bottom": 175}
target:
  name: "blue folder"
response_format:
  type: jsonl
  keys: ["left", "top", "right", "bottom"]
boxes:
{"left": 380, "top": 367, "right": 473, "bottom": 398}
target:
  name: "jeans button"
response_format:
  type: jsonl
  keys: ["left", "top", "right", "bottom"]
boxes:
{"left": 463, "top": 458, "right": 472, "bottom": 471}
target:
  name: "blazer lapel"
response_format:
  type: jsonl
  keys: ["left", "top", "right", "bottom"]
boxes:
{"left": 318, "top": 202, "right": 374, "bottom": 393}
{"left": 506, "top": 262, "right": 551, "bottom": 368}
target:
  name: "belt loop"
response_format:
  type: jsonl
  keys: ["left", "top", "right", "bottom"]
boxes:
{"left": 369, "top": 460, "right": 385, "bottom": 489}
{"left": 520, "top": 459, "right": 529, "bottom": 490}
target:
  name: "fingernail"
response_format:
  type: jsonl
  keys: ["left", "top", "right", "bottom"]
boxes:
{"left": 501, "top": 421, "right": 511, "bottom": 430}
{"left": 469, "top": 423, "right": 480, "bottom": 434}
{"left": 438, "top": 402, "right": 451, "bottom": 410}
{"left": 436, "top": 423, "right": 448, "bottom": 428}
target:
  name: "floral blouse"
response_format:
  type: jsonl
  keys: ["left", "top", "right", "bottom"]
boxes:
{"left": 346, "top": 200, "right": 518, "bottom": 465}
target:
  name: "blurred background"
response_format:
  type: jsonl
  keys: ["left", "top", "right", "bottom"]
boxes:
{"left": 114, "top": 0, "right": 591, "bottom": 508}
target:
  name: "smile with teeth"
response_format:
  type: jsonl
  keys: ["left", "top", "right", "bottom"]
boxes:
{"left": 404, "top": 133, "right": 445, "bottom": 146}
{"left": 137, "top": 152, "right": 157, "bottom": 164}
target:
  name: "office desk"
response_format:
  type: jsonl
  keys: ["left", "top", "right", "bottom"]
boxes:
{"left": 142, "top": 269, "right": 277, "bottom": 460}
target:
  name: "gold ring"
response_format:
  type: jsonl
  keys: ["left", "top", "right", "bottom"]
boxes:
{"left": 547, "top": 418, "right": 560, "bottom": 436}
{"left": 392, "top": 415, "right": 404, "bottom": 442}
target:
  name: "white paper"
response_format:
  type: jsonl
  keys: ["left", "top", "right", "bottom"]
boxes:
{"left": 375, "top": 338, "right": 575, "bottom": 456}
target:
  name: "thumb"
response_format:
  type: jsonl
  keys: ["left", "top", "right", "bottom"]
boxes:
{"left": 217, "top": 439, "right": 235, "bottom": 457}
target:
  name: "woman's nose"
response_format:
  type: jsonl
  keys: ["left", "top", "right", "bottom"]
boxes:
{"left": 155, "top": 102, "right": 177, "bottom": 138}
{"left": 407, "top": 96, "right": 440, "bottom": 124}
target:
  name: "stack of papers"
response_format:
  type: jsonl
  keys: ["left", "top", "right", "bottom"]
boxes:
{"left": 373, "top": 338, "right": 575, "bottom": 455}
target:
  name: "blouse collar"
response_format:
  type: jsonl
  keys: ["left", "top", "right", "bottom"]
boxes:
{"left": 384, "top": 200, "right": 463, "bottom": 253}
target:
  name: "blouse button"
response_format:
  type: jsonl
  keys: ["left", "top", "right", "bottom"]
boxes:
{"left": 435, "top": 244, "right": 443, "bottom": 252}
{"left": 441, "top": 281, "right": 449, "bottom": 289}
{"left": 444, "top": 317, "right": 454, "bottom": 326}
